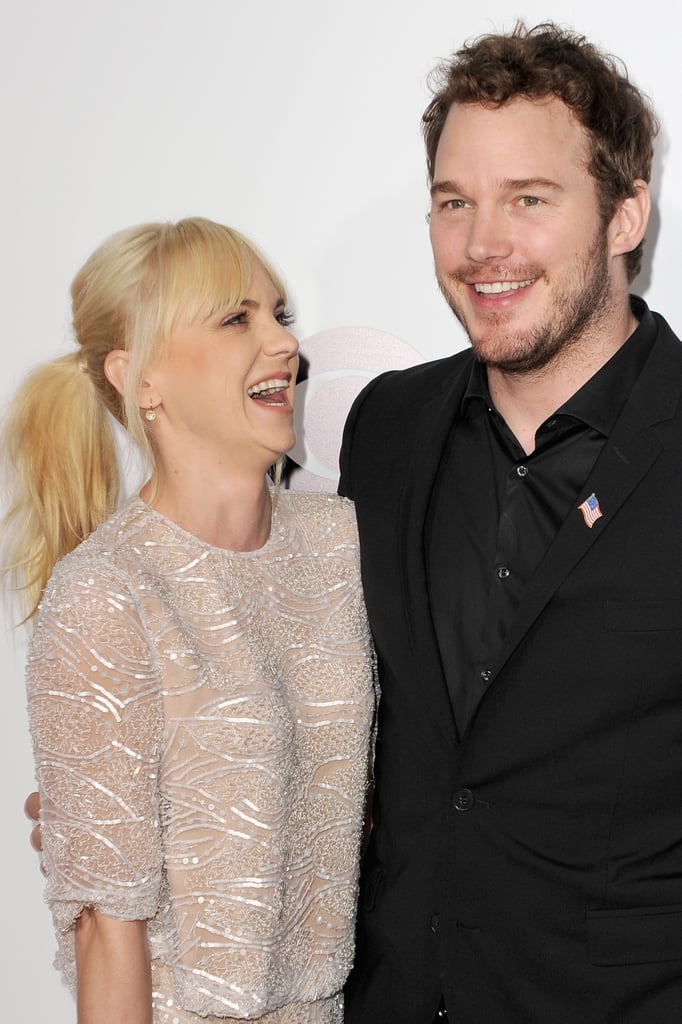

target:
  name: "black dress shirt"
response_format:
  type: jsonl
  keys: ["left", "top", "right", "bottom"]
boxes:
{"left": 425, "top": 297, "right": 656, "bottom": 735}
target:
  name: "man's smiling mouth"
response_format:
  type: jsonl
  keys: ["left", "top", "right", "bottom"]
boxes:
{"left": 474, "top": 279, "right": 536, "bottom": 295}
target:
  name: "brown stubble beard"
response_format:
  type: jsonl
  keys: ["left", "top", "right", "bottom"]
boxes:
{"left": 436, "top": 226, "right": 614, "bottom": 376}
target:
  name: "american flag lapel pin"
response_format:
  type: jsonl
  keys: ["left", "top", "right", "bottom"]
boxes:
{"left": 578, "top": 492, "right": 603, "bottom": 528}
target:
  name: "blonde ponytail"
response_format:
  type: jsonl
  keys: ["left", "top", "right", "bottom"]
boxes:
{"left": 2, "top": 215, "right": 288, "bottom": 622}
{"left": 1, "top": 351, "right": 119, "bottom": 621}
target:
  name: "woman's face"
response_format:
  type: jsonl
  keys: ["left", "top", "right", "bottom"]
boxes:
{"left": 147, "top": 259, "right": 299, "bottom": 476}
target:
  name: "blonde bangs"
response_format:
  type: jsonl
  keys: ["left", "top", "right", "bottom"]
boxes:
{"left": 119, "top": 218, "right": 287, "bottom": 459}
{"left": 147, "top": 219, "right": 287, "bottom": 337}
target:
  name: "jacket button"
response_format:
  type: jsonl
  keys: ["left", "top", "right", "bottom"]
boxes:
{"left": 430, "top": 914, "right": 440, "bottom": 933}
{"left": 453, "top": 788, "right": 475, "bottom": 811}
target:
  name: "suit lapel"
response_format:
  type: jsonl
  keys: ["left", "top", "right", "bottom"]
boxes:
{"left": 392, "top": 318, "right": 682, "bottom": 739}
{"left": 397, "top": 356, "right": 473, "bottom": 742}
{"left": 488, "top": 321, "right": 682, "bottom": 686}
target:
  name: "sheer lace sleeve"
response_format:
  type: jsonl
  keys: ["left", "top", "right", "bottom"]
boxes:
{"left": 26, "top": 555, "right": 163, "bottom": 983}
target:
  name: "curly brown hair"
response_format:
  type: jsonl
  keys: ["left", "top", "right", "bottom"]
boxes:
{"left": 422, "top": 22, "right": 659, "bottom": 281}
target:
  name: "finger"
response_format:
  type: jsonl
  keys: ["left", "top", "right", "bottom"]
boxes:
{"left": 24, "top": 791, "right": 40, "bottom": 822}
{"left": 30, "top": 824, "right": 43, "bottom": 853}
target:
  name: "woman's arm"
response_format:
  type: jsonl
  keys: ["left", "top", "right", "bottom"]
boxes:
{"left": 22, "top": 791, "right": 154, "bottom": 1024}
{"left": 75, "top": 910, "right": 152, "bottom": 1024}
{"left": 26, "top": 560, "right": 163, "bottom": 1015}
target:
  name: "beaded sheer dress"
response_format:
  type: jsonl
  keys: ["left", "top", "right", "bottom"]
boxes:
{"left": 27, "top": 490, "right": 376, "bottom": 1023}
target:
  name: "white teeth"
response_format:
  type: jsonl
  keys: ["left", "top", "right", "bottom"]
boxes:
{"left": 247, "top": 378, "right": 289, "bottom": 397}
{"left": 474, "top": 279, "right": 535, "bottom": 295}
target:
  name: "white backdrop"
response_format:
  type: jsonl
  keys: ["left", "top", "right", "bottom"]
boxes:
{"left": 2, "top": 2, "right": 679, "bottom": 1017}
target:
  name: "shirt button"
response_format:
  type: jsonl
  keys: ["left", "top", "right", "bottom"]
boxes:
{"left": 453, "top": 788, "right": 475, "bottom": 812}
{"left": 480, "top": 669, "right": 492, "bottom": 682}
{"left": 497, "top": 566, "right": 511, "bottom": 579}
{"left": 516, "top": 465, "right": 528, "bottom": 477}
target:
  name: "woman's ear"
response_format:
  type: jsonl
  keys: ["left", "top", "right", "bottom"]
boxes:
{"left": 609, "top": 180, "right": 651, "bottom": 258}
{"left": 104, "top": 350, "right": 161, "bottom": 409}
{"left": 103, "top": 349, "right": 130, "bottom": 398}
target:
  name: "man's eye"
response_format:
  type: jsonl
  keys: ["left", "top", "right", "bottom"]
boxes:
{"left": 520, "top": 196, "right": 542, "bottom": 207}
{"left": 446, "top": 199, "right": 467, "bottom": 210}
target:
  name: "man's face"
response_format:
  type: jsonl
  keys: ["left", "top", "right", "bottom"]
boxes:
{"left": 429, "top": 96, "right": 617, "bottom": 374}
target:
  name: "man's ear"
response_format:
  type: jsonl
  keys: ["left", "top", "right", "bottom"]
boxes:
{"left": 609, "top": 180, "right": 651, "bottom": 258}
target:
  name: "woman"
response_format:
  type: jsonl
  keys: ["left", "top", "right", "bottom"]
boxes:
{"left": 2, "top": 218, "right": 376, "bottom": 1023}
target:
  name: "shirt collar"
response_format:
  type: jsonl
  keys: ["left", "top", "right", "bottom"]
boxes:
{"left": 462, "top": 296, "right": 656, "bottom": 437}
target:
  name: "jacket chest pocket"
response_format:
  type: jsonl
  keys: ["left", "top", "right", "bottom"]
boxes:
{"left": 605, "top": 600, "right": 682, "bottom": 632}
{"left": 587, "top": 904, "right": 682, "bottom": 965}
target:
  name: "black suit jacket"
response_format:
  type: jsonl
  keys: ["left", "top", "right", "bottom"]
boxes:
{"left": 339, "top": 304, "right": 682, "bottom": 1023}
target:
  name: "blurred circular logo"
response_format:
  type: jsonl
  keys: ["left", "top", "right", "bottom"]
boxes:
{"left": 289, "top": 326, "right": 422, "bottom": 490}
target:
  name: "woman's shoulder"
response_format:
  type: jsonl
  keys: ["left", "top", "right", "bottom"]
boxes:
{"left": 41, "top": 499, "right": 151, "bottom": 601}
{"left": 281, "top": 488, "right": 356, "bottom": 525}
{"left": 277, "top": 489, "right": 358, "bottom": 549}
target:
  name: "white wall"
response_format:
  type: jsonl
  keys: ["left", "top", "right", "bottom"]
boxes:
{"left": 2, "top": 1, "right": 679, "bottom": 1016}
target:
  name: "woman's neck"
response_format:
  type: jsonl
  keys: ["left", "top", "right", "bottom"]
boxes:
{"left": 140, "top": 471, "right": 273, "bottom": 551}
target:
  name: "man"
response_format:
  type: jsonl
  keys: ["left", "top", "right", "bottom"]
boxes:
{"left": 339, "top": 22, "right": 682, "bottom": 1024}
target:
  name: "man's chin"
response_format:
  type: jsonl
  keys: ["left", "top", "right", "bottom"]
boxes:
{"left": 468, "top": 329, "right": 547, "bottom": 373}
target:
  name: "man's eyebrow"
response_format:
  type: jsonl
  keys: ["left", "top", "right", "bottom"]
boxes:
{"left": 430, "top": 179, "right": 464, "bottom": 198}
{"left": 430, "top": 177, "right": 563, "bottom": 198}
{"left": 500, "top": 177, "right": 564, "bottom": 192}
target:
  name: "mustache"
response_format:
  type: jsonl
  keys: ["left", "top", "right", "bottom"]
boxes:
{"left": 444, "top": 264, "right": 542, "bottom": 285}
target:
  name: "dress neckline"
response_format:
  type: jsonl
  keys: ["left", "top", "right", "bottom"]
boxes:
{"left": 127, "top": 490, "right": 284, "bottom": 558}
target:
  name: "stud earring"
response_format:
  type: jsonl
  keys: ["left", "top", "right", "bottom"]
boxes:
{"left": 145, "top": 401, "right": 157, "bottom": 422}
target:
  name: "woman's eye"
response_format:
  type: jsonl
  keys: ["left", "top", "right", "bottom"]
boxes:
{"left": 221, "top": 312, "right": 246, "bottom": 327}
{"left": 277, "top": 309, "right": 295, "bottom": 328}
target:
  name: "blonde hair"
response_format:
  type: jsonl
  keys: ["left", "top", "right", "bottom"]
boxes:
{"left": 2, "top": 217, "right": 287, "bottom": 621}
